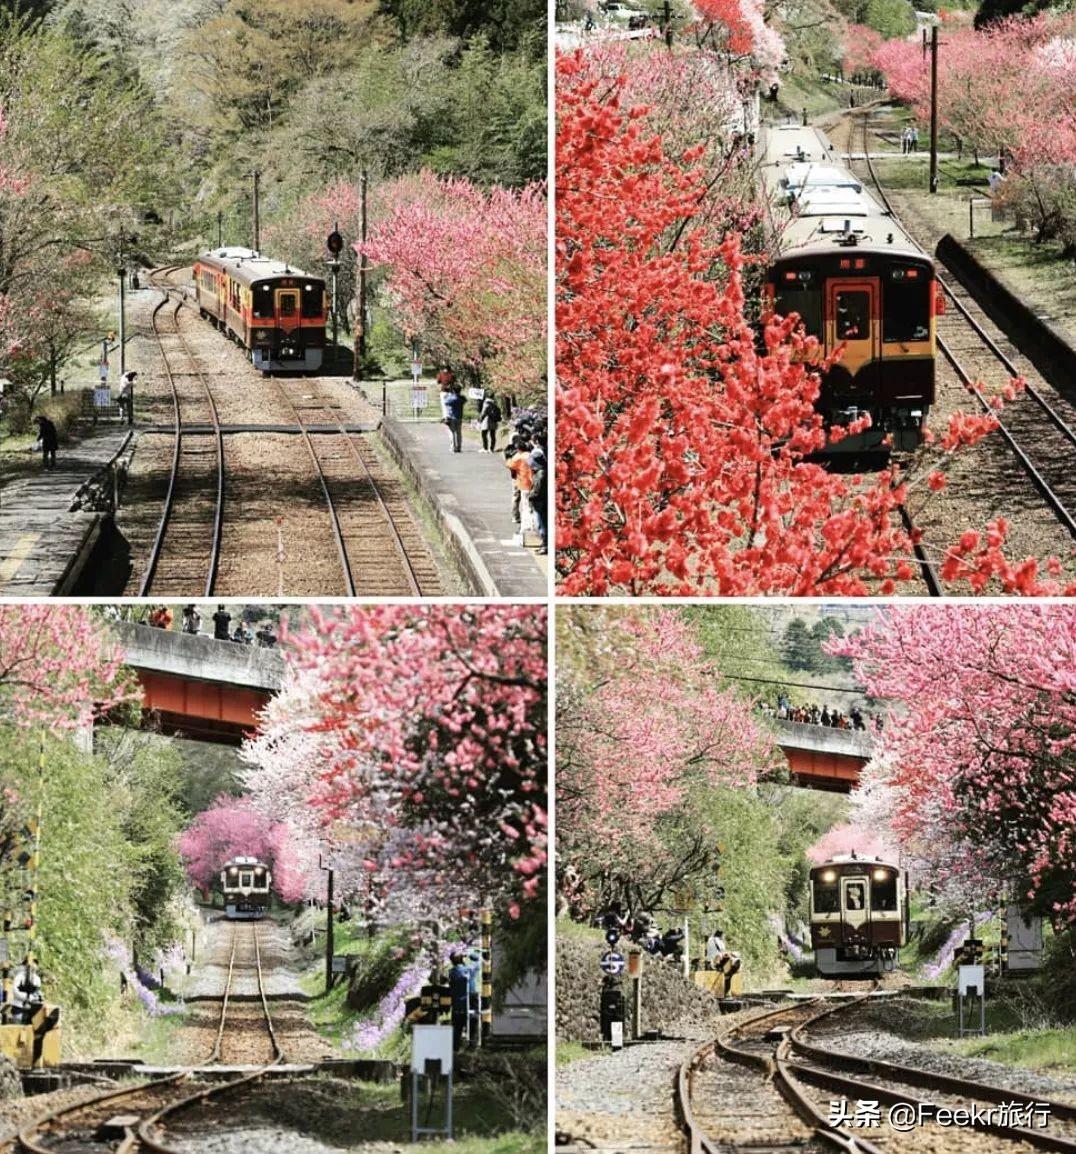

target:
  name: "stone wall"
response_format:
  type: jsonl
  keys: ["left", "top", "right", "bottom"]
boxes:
{"left": 556, "top": 931, "right": 724, "bottom": 1043}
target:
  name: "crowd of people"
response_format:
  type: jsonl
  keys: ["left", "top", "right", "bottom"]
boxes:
{"left": 759, "top": 694, "right": 878, "bottom": 731}
{"left": 436, "top": 367, "right": 548, "bottom": 556}
{"left": 145, "top": 605, "right": 277, "bottom": 648}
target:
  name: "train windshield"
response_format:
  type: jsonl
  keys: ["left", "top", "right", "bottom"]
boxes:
{"left": 252, "top": 284, "right": 274, "bottom": 319}
{"left": 240, "top": 871, "right": 252, "bottom": 887}
{"left": 302, "top": 282, "right": 323, "bottom": 318}
{"left": 813, "top": 876, "right": 840, "bottom": 912}
{"left": 774, "top": 285, "right": 822, "bottom": 338}
{"left": 871, "top": 870, "right": 898, "bottom": 911}
{"left": 883, "top": 276, "right": 930, "bottom": 343}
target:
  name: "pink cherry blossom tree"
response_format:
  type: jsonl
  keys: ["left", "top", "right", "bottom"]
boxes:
{"left": 360, "top": 172, "right": 546, "bottom": 400}
{"left": 0, "top": 607, "right": 135, "bottom": 731}
{"left": 558, "top": 607, "right": 781, "bottom": 912}
{"left": 177, "top": 795, "right": 312, "bottom": 903}
{"left": 241, "top": 606, "right": 547, "bottom": 915}
{"left": 830, "top": 606, "right": 1076, "bottom": 926}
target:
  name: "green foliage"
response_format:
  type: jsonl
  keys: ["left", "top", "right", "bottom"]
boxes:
{"left": 377, "top": 0, "right": 544, "bottom": 54}
{"left": 493, "top": 888, "right": 547, "bottom": 1006}
{"left": 0, "top": 727, "right": 188, "bottom": 1047}
{"left": 782, "top": 616, "right": 853, "bottom": 675}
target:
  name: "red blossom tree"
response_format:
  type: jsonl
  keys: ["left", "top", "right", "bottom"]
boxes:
{"left": 555, "top": 47, "right": 1072, "bottom": 596}
{"left": 831, "top": 606, "right": 1076, "bottom": 925}
{"left": 360, "top": 172, "right": 546, "bottom": 400}
{"left": 241, "top": 606, "right": 547, "bottom": 914}
{"left": 0, "top": 607, "right": 135, "bottom": 730}
{"left": 177, "top": 795, "right": 311, "bottom": 903}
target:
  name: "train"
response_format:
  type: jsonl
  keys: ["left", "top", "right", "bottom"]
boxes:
{"left": 192, "top": 247, "right": 328, "bottom": 373}
{"left": 221, "top": 856, "right": 272, "bottom": 920}
{"left": 809, "top": 854, "right": 908, "bottom": 977}
{"left": 759, "top": 124, "right": 943, "bottom": 453}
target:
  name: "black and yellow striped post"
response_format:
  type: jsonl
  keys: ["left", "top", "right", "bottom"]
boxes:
{"left": 479, "top": 907, "right": 493, "bottom": 1044}
{"left": 999, "top": 902, "right": 1009, "bottom": 974}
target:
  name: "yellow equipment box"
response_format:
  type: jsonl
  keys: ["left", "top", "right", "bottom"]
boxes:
{"left": 0, "top": 1004, "right": 62, "bottom": 1069}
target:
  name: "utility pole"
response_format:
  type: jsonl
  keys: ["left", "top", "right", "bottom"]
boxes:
{"left": 354, "top": 169, "right": 368, "bottom": 380}
{"left": 320, "top": 855, "right": 334, "bottom": 994}
{"left": 217, "top": 210, "right": 223, "bottom": 248}
{"left": 663, "top": 0, "right": 672, "bottom": 47}
{"left": 116, "top": 231, "right": 127, "bottom": 379}
{"left": 929, "top": 25, "right": 939, "bottom": 195}
{"left": 252, "top": 169, "right": 261, "bottom": 252}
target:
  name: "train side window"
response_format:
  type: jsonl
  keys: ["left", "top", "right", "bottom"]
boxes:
{"left": 774, "top": 287, "right": 822, "bottom": 338}
{"left": 871, "top": 872, "right": 898, "bottom": 911}
{"left": 813, "top": 878, "right": 840, "bottom": 913}
{"left": 883, "top": 279, "right": 930, "bottom": 343}
{"left": 835, "top": 291, "right": 869, "bottom": 340}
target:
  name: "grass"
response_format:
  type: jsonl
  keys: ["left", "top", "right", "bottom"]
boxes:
{"left": 776, "top": 73, "right": 875, "bottom": 121}
{"left": 555, "top": 1040, "right": 590, "bottom": 1066}
{"left": 951, "top": 1027, "right": 1076, "bottom": 1075}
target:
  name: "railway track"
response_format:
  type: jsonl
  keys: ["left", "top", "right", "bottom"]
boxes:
{"left": 144, "top": 265, "right": 436, "bottom": 596}
{"left": 138, "top": 267, "right": 225, "bottom": 596}
{"left": 854, "top": 117, "right": 1076, "bottom": 560}
{"left": 681, "top": 994, "right": 1076, "bottom": 1153}
{"left": 12, "top": 922, "right": 282, "bottom": 1154}
{"left": 271, "top": 380, "right": 427, "bottom": 596}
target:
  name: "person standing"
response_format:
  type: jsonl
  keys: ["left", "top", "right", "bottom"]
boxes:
{"left": 212, "top": 605, "right": 232, "bottom": 641}
{"left": 444, "top": 386, "right": 465, "bottom": 453}
{"left": 505, "top": 439, "right": 534, "bottom": 546}
{"left": 33, "top": 415, "right": 59, "bottom": 470}
{"left": 528, "top": 437, "right": 548, "bottom": 555}
{"left": 477, "top": 393, "right": 502, "bottom": 453}
{"left": 181, "top": 604, "right": 202, "bottom": 635}
{"left": 447, "top": 950, "right": 480, "bottom": 1051}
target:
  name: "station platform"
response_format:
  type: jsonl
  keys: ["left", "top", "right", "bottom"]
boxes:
{"left": 0, "top": 427, "right": 131, "bottom": 596}
{"left": 374, "top": 397, "right": 548, "bottom": 597}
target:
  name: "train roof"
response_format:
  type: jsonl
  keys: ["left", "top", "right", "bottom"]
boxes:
{"left": 759, "top": 124, "right": 929, "bottom": 264}
{"left": 196, "top": 247, "right": 324, "bottom": 288}
{"left": 810, "top": 855, "right": 899, "bottom": 873}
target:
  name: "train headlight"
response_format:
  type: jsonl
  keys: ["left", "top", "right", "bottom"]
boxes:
{"left": 255, "top": 868, "right": 265, "bottom": 876}
{"left": 872, "top": 868, "right": 889, "bottom": 881}
{"left": 821, "top": 869, "right": 837, "bottom": 883}
{"left": 228, "top": 868, "right": 238, "bottom": 877}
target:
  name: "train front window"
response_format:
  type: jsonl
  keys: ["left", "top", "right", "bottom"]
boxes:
{"left": 240, "top": 872, "right": 252, "bottom": 887}
{"left": 301, "top": 283, "right": 322, "bottom": 318}
{"left": 845, "top": 881, "right": 866, "bottom": 910}
{"left": 252, "top": 285, "right": 274, "bottom": 319}
{"left": 871, "top": 870, "right": 898, "bottom": 911}
{"left": 774, "top": 286, "right": 822, "bottom": 338}
{"left": 835, "top": 291, "right": 869, "bottom": 340}
{"left": 813, "top": 878, "right": 839, "bottom": 913}
{"left": 278, "top": 291, "right": 298, "bottom": 318}
{"left": 883, "top": 278, "right": 930, "bottom": 343}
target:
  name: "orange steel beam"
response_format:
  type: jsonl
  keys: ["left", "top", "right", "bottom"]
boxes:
{"left": 781, "top": 746, "right": 866, "bottom": 793}
{"left": 133, "top": 670, "right": 271, "bottom": 745}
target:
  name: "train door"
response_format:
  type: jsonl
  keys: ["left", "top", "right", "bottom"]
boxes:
{"left": 841, "top": 875, "right": 870, "bottom": 932}
{"left": 826, "top": 279, "right": 879, "bottom": 375}
{"left": 275, "top": 288, "right": 300, "bottom": 333}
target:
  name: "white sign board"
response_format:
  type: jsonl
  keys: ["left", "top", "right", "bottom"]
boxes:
{"left": 412, "top": 1024, "right": 453, "bottom": 1076}
{"left": 467, "top": 387, "right": 485, "bottom": 402}
{"left": 94, "top": 387, "right": 112, "bottom": 408}
{"left": 609, "top": 1020, "right": 623, "bottom": 1050}
{"left": 958, "top": 964, "right": 984, "bottom": 996}
{"left": 411, "top": 386, "right": 428, "bottom": 412}
{"left": 411, "top": 360, "right": 422, "bottom": 380}
{"left": 1006, "top": 911, "right": 1044, "bottom": 971}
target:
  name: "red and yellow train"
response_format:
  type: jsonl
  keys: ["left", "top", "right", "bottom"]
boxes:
{"left": 760, "top": 125, "right": 944, "bottom": 453}
{"left": 192, "top": 247, "right": 328, "bottom": 373}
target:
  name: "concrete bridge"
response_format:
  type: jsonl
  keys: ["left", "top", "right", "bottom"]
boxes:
{"left": 111, "top": 622, "right": 284, "bottom": 745}
{"left": 771, "top": 719, "right": 873, "bottom": 791}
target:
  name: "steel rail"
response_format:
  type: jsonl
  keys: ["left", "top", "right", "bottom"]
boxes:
{"left": 274, "top": 385, "right": 422, "bottom": 596}
{"left": 856, "top": 116, "right": 1076, "bottom": 544}
{"left": 13, "top": 924, "right": 245, "bottom": 1154}
{"left": 137, "top": 922, "right": 285, "bottom": 1154}
{"left": 157, "top": 273, "right": 424, "bottom": 595}
{"left": 138, "top": 269, "right": 225, "bottom": 595}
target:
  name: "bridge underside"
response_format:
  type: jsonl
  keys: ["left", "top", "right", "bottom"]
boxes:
{"left": 134, "top": 670, "right": 270, "bottom": 746}
{"left": 782, "top": 746, "right": 865, "bottom": 792}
